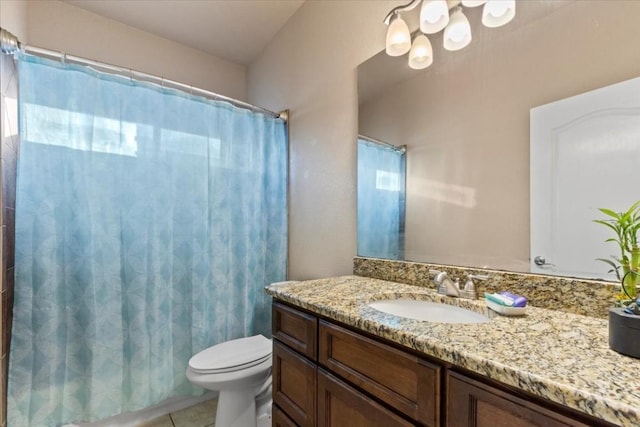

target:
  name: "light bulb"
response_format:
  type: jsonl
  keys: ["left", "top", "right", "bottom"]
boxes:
{"left": 409, "top": 34, "right": 433, "bottom": 70}
{"left": 488, "top": 1, "right": 508, "bottom": 16}
{"left": 420, "top": 0, "right": 449, "bottom": 34}
{"left": 461, "top": 0, "right": 487, "bottom": 6}
{"left": 482, "top": 0, "right": 516, "bottom": 28}
{"left": 443, "top": 8, "right": 472, "bottom": 51}
{"left": 385, "top": 14, "right": 411, "bottom": 56}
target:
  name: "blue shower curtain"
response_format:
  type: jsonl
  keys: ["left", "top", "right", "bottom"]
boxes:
{"left": 8, "top": 55, "right": 287, "bottom": 426}
{"left": 357, "top": 138, "right": 406, "bottom": 260}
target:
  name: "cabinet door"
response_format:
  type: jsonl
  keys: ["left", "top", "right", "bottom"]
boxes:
{"left": 446, "top": 371, "right": 590, "bottom": 427}
{"left": 319, "top": 321, "right": 440, "bottom": 426}
{"left": 273, "top": 404, "right": 300, "bottom": 427}
{"left": 318, "top": 369, "right": 415, "bottom": 427}
{"left": 273, "top": 302, "right": 318, "bottom": 360}
{"left": 273, "top": 340, "right": 317, "bottom": 427}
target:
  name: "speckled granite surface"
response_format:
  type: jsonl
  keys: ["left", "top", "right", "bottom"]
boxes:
{"left": 265, "top": 276, "right": 640, "bottom": 427}
{"left": 354, "top": 257, "right": 620, "bottom": 318}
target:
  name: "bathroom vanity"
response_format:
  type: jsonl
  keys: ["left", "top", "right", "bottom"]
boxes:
{"left": 266, "top": 276, "right": 639, "bottom": 427}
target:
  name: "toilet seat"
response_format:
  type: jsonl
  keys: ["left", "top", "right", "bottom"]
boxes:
{"left": 189, "top": 335, "right": 272, "bottom": 374}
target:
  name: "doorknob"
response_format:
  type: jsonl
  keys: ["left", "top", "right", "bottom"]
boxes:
{"left": 533, "top": 256, "right": 555, "bottom": 267}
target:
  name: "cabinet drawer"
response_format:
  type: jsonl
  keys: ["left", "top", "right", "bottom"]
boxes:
{"left": 273, "top": 340, "right": 317, "bottom": 427}
{"left": 273, "top": 404, "right": 300, "bottom": 427}
{"left": 318, "top": 321, "right": 440, "bottom": 427}
{"left": 273, "top": 302, "right": 318, "bottom": 360}
{"left": 318, "top": 369, "right": 415, "bottom": 427}
{"left": 446, "top": 371, "right": 591, "bottom": 427}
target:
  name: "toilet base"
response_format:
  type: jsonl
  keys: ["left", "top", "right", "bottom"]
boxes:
{"left": 216, "top": 390, "right": 257, "bottom": 427}
{"left": 256, "top": 410, "right": 271, "bottom": 427}
{"left": 213, "top": 375, "right": 272, "bottom": 427}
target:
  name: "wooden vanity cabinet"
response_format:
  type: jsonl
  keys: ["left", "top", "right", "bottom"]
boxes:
{"left": 272, "top": 404, "right": 300, "bottom": 427}
{"left": 273, "top": 301, "right": 436, "bottom": 427}
{"left": 273, "top": 302, "right": 317, "bottom": 359}
{"left": 273, "top": 341, "right": 317, "bottom": 426}
{"left": 317, "top": 369, "right": 415, "bottom": 427}
{"left": 445, "top": 371, "right": 591, "bottom": 427}
{"left": 272, "top": 301, "right": 613, "bottom": 427}
{"left": 272, "top": 302, "right": 318, "bottom": 426}
{"left": 318, "top": 320, "right": 440, "bottom": 426}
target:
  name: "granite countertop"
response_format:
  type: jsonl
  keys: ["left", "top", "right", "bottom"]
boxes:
{"left": 265, "top": 275, "right": 640, "bottom": 427}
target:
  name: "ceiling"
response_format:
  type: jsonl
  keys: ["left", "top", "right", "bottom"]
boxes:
{"left": 63, "top": 0, "right": 305, "bottom": 65}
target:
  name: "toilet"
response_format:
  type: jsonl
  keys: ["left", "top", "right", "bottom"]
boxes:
{"left": 186, "top": 334, "right": 273, "bottom": 427}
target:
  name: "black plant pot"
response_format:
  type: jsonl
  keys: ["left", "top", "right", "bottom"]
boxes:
{"left": 609, "top": 307, "right": 640, "bottom": 359}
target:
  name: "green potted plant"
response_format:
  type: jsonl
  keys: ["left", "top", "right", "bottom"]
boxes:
{"left": 595, "top": 200, "right": 640, "bottom": 359}
{"left": 594, "top": 200, "right": 640, "bottom": 301}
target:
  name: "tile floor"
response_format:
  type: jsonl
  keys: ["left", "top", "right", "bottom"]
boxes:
{"left": 140, "top": 398, "right": 217, "bottom": 427}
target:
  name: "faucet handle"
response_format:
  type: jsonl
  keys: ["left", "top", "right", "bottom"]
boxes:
{"left": 464, "top": 274, "right": 488, "bottom": 292}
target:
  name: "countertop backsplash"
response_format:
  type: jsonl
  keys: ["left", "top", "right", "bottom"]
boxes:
{"left": 353, "top": 257, "right": 619, "bottom": 318}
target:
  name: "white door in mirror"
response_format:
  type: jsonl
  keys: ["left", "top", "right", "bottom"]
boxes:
{"left": 530, "top": 76, "right": 640, "bottom": 280}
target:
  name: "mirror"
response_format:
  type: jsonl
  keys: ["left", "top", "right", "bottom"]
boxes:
{"left": 357, "top": 0, "right": 640, "bottom": 278}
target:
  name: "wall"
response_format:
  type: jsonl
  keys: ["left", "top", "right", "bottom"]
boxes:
{"left": 27, "top": 0, "right": 247, "bottom": 100}
{"left": 247, "top": 0, "right": 399, "bottom": 279}
{"left": 358, "top": 0, "right": 640, "bottom": 272}
{"left": 0, "top": 1, "right": 28, "bottom": 43}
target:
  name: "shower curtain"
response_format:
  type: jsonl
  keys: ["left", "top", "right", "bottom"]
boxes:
{"left": 357, "top": 138, "right": 406, "bottom": 260}
{"left": 8, "top": 54, "right": 287, "bottom": 426}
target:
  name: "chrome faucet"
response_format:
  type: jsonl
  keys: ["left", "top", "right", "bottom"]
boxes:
{"left": 429, "top": 270, "right": 459, "bottom": 297}
{"left": 429, "top": 270, "right": 488, "bottom": 300}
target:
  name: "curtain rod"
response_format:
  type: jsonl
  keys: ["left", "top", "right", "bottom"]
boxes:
{"left": 0, "top": 28, "right": 285, "bottom": 121}
{"left": 358, "top": 134, "right": 406, "bottom": 153}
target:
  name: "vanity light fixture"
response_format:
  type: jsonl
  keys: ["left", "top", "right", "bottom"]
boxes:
{"left": 461, "top": 0, "right": 487, "bottom": 7}
{"left": 384, "top": 0, "right": 516, "bottom": 69}
{"left": 443, "top": 7, "right": 472, "bottom": 51}
{"left": 420, "top": 0, "right": 450, "bottom": 34}
{"left": 408, "top": 33, "right": 434, "bottom": 69}
{"left": 482, "top": 0, "right": 516, "bottom": 28}
{"left": 385, "top": 12, "right": 412, "bottom": 56}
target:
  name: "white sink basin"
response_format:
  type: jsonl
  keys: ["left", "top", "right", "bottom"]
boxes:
{"left": 367, "top": 298, "right": 489, "bottom": 324}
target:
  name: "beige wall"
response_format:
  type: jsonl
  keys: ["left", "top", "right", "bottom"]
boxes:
{"left": 27, "top": 0, "right": 246, "bottom": 100}
{"left": 0, "top": 1, "right": 28, "bottom": 43}
{"left": 358, "top": 0, "right": 640, "bottom": 272}
{"left": 248, "top": 1, "right": 399, "bottom": 279}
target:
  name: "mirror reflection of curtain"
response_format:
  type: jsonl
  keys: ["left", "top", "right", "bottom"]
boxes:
{"left": 8, "top": 54, "right": 287, "bottom": 426}
{"left": 357, "top": 138, "right": 406, "bottom": 260}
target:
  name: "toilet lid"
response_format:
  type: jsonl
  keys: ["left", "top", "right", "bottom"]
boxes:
{"left": 189, "top": 335, "right": 272, "bottom": 374}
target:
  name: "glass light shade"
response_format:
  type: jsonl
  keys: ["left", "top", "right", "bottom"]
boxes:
{"left": 482, "top": 0, "right": 516, "bottom": 28}
{"left": 420, "top": 0, "right": 449, "bottom": 34}
{"left": 408, "top": 34, "right": 433, "bottom": 70}
{"left": 385, "top": 15, "right": 411, "bottom": 56}
{"left": 443, "top": 8, "right": 472, "bottom": 51}
{"left": 461, "top": 0, "right": 487, "bottom": 6}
